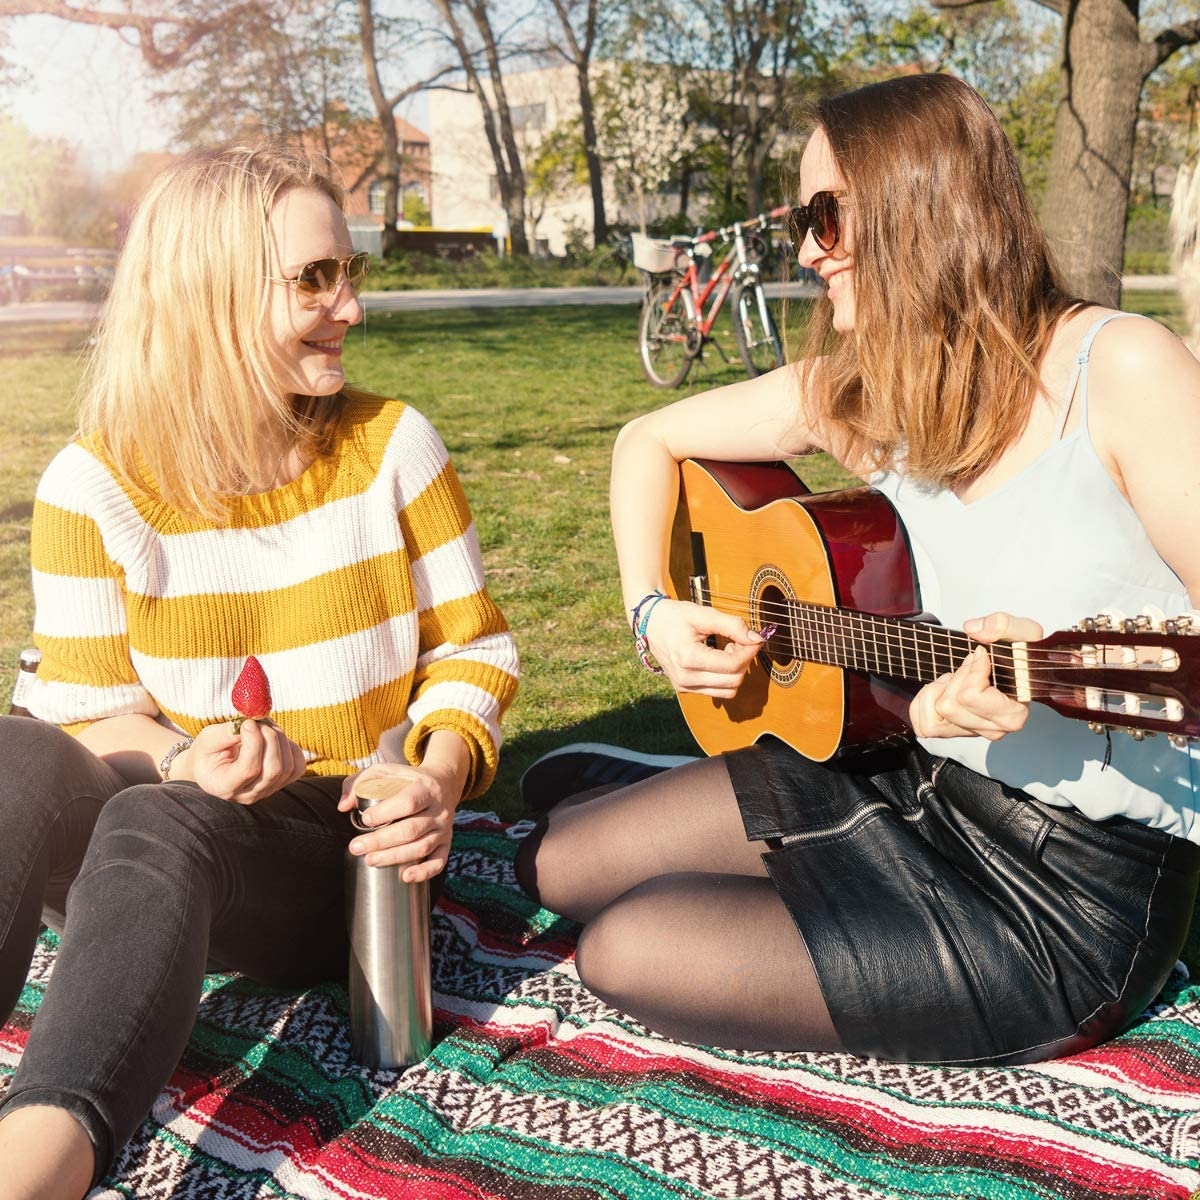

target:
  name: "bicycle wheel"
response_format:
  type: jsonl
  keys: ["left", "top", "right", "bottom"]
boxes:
{"left": 639, "top": 281, "right": 693, "bottom": 388}
{"left": 593, "top": 250, "right": 630, "bottom": 286}
{"left": 732, "top": 283, "right": 783, "bottom": 377}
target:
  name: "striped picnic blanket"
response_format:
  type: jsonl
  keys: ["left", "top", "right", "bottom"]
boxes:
{"left": 3, "top": 812, "right": 1199, "bottom": 1199}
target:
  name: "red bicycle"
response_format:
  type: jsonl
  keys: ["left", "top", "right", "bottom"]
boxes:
{"left": 633, "top": 206, "right": 789, "bottom": 388}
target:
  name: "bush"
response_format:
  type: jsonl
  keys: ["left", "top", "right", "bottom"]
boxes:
{"left": 1124, "top": 250, "right": 1172, "bottom": 275}
{"left": 1125, "top": 202, "right": 1170, "bottom": 256}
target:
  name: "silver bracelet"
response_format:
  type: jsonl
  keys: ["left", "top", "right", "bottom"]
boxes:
{"left": 159, "top": 738, "right": 193, "bottom": 781}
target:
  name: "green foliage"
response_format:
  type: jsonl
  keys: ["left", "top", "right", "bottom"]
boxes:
{"left": 561, "top": 216, "right": 592, "bottom": 262}
{"left": 0, "top": 116, "right": 101, "bottom": 241}
{"left": 1126, "top": 202, "right": 1171, "bottom": 256}
{"left": 527, "top": 119, "right": 590, "bottom": 207}
{"left": 836, "top": 2, "right": 1058, "bottom": 206}
{"left": 1124, "top": 251, "right": 1172, "bottom": 276}
{"left": 402, "top": 191, "right": 432, "bottom": 227}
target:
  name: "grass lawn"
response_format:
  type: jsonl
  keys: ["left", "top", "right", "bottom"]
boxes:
{"left": 0, "top": 290, "right": 1186, "bottom": 821}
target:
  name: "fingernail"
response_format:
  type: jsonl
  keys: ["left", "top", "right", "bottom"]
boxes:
{"left": 350, "top": 840, "right": 365, "bottom": 854}
{"left": 963, "top": 618, "right": 983, "bottom": 635}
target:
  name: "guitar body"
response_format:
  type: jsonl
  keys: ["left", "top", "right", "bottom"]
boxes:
{"left": 670, "top": 458, "right": 922, "bottom": 759}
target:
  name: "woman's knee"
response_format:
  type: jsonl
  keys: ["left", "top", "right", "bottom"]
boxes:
{"left": 513, "top": 815, "right": 591, "bottom": 920}
{"left": 82, "top": 784, "right": 225, "bottom": 875}
{"left": 573, "top": 881, "right": 667, "bottom": 1005}
{"left": 0, "top": 718, "right": 125, "bottom": 815}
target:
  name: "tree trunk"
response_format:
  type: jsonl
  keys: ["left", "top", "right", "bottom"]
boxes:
{"left": 357, "top": 0, "right": 400, "bottom": 257}
{"left": 577, "top": 65, "right": 608, "bottom": 246}
{"left": 465, "top": 0, "right": 530, "bottom": 255}
{"left": 1039, "top": 0, "right": 1142, "bottom": 306}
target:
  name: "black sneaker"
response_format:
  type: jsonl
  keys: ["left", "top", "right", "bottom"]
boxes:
{"left": 520, "top": 742, "right": 697, "bottom": 813}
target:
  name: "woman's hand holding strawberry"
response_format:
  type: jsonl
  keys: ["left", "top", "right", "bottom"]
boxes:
{"left": 172, "top": 719, "right": 308, "bottom": 803}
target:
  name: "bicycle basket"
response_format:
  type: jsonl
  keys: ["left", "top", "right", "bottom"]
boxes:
{"left": 631, "top": 233, "right": 679, "bottom": 275}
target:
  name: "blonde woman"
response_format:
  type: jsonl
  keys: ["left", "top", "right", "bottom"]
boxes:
{"left": 516, "top": 73, "right": 1200, "bottom": 1063}
{"left": 0, "top": 146, "right": 518, "bottom": 1198}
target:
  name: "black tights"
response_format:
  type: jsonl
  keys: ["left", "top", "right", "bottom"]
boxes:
{"left": 514, "top": 756, "right": 841, "bottom": 1052}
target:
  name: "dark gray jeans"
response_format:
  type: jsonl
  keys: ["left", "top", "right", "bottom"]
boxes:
{"left": 0, "top": 716, "right": 358, "bottom": 1187}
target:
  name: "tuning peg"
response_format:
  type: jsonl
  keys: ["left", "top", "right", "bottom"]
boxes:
{"left": 1087, "top": 722, "right": 1107, "bottom": 735}
{"left": 1126, "top": 728, "right": 1156, "bottom": 740}
{"left": 1138, "top": 606, "right": 1167, "bottom": 631}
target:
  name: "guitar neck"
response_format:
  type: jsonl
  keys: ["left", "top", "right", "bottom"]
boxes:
{"left": 787, "top": 603, "right": 1026, "bottom": 698}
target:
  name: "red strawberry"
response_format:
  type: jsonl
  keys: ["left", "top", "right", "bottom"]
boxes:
{"left": 231, "top": 655, "right": 272, "bottom": 732}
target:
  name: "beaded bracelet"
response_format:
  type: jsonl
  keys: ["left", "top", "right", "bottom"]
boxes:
{"left": 630, "top": 590, "right": 668, "bottom": 674}
{"left": 629, "top": 590, "right": 667, "bottom": 633}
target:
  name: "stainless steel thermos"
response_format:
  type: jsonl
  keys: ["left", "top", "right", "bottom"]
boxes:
{"left": 346, "top": 777, "right": 433, "bottom": 1069}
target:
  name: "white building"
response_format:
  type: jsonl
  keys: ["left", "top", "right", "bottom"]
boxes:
{"left": 428, "top": 64, "right": 579, "bottom": 255}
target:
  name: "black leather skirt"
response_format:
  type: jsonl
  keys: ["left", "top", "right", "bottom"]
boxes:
{"left": 724, "top": 738, "right": 1200, "bottom": 1066}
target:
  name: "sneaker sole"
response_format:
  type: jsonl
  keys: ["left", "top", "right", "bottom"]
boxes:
{"left": 520, "top": 742, "right": 698, "bottom": 776}
{"left": 519, "top": 742, "right": 699, "bottom": 812}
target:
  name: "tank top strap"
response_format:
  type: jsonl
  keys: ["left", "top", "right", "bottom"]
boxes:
{"left": 1054, "top": 312, "right": 1140, "bottom": 439}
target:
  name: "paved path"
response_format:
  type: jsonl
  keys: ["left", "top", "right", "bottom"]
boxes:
{"left": 0, "top": 276, "right": 1176, "bottom": 326}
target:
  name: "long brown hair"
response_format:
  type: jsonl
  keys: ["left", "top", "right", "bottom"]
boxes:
{"left": 77, "top": 144, "right": 349, "bottom": 522}
{"left": 798, "top": 73, "right": 1078, "bottom": 486}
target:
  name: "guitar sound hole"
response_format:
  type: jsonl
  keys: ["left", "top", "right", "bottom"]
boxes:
{"left": 757, "top": 584, "right": 797, "bottom": 670}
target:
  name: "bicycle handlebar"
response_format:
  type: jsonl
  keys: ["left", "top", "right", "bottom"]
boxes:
{"left": 697, "top": 205, "right": 795, "bottom": 245}
{"left": 668, "top": 203, "right": 796, "bottom": 261}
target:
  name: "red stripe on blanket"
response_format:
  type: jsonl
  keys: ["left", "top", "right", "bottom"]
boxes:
{"left": 547, "top": 1033, "right": 1179, "bottom": 1194}
{"left": 164, "top": 1067, "right": 509, "bottom": 1199}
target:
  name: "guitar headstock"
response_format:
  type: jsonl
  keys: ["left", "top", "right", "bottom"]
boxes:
{"left": 1031, "top": 608, "right": 1200, "bottom": 745}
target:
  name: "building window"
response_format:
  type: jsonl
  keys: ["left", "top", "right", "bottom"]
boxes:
{"left": 368, "top": 180, "right": 386, "bottom": 215}
{"left": 494, "top": 103, "right": 546, "bottom": 141}
{"left": 511, "top": 103, "right": 546, "bottom": 132}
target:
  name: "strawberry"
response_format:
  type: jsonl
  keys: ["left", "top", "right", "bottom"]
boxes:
{"left": 231, "top": 655, "right": 272, "bottom": 732}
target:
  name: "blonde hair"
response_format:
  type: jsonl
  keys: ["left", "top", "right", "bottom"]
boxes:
{"left": 77, "top": 144, "right": 348, "bottom": 521}
{"left": 798, "top": 74, "right": 1077, "bottom": 486}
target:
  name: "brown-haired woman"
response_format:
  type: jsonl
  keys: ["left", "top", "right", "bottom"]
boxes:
{"left": 515, "top": 73, "right": 1200, "bottom": 1063}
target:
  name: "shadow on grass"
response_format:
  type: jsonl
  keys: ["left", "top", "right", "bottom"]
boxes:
{"left": 0, "top": 500, "right": 34, "bottom": 523}
{"left": 489, "top": 696, "right": 698, "bottom": 822}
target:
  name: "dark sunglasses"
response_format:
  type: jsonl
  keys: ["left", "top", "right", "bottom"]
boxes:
{"left": 787, "top": 191, "right": 848, "bottom": 254}
{"left": 272, "top": 252, "right": 370, "bottom": 307}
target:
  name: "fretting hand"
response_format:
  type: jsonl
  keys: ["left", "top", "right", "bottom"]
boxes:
{"left": 909, "top": 611, "right": 1043, "bottom": 741}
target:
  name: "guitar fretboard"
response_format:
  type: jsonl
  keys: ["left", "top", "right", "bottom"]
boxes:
{"left": 784, "top": 602, "right": 1022, "bottom": 697}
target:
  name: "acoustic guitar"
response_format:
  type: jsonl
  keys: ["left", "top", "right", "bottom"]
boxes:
{"left": 667, "top": 458, "right": 1200, "bottom": 760}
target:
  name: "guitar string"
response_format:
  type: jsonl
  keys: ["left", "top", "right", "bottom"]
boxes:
{"left": 698, "top": 588, "right": 1184, "bottom": 661}
{"left": 693, "top": 590, "right": 1186, "bottom": 687}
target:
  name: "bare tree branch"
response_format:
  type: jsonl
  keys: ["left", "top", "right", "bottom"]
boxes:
{"left": 1143, "top": 18, "right": 1200, "bottom": 78}
{"left": 931, "top": 0, "right": 1065, "bottom": 11}
{"left": 0, "top": 0, "right": 259, "bottom": 71}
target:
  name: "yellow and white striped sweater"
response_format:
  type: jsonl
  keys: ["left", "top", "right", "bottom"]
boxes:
{"left": 28, "top": 394, "right": 519, "bottom": 797}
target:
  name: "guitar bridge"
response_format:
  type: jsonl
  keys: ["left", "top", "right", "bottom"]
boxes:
{"left": 688, "top": 574, "right": 711, "bottom": 607}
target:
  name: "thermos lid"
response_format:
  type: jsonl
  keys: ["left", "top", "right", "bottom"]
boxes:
{"left": 350, "top": 771, "right": 424, "bottom": 828}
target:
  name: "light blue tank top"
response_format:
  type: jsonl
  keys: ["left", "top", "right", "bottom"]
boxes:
{"left": 871, "top": 313, "right": 1200, "bottom": 841}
